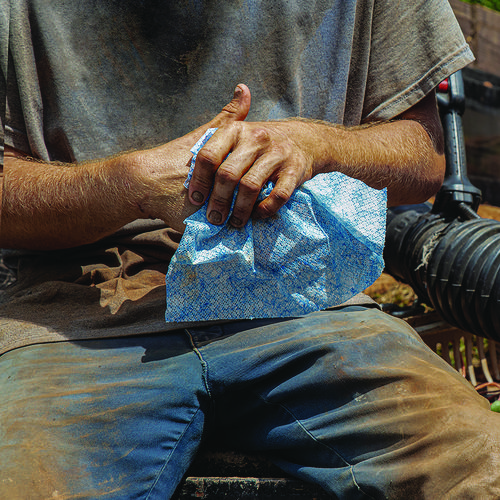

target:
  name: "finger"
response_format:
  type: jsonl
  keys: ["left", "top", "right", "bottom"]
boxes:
{"left": 203, "top": 139, "right": 265, "bottom": 224}
{"left": 252, "top": 170, "right": 304, "bottom": 220}
{"left": 208, "top": 83, "right": 251, "bottom": 128}
{"left": 227, "top": 153, "right": 288, "bottom": 227}
{"left": 188, "top": 123, "right": 240, "bottom": 206}
{"left": 187, "top": 85, "right": 251, "bottom": 206}
{"left": 188, "top": 84, "right": 251, "bottom": 142}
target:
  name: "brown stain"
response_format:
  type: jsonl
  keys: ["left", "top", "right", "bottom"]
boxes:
{"left": 1, "top": 401, "right": 142, "bottom": 499}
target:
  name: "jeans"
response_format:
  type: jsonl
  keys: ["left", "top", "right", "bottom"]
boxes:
{"left": 1, "top": 307, "right": 499, "bottom": 499}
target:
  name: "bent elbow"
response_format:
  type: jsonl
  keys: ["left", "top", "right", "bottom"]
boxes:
{"left": 387, "top": 153, "right": 446, "bottom": 207}
{"left": 421, "top": 152, "right": 446, "bottom": 201}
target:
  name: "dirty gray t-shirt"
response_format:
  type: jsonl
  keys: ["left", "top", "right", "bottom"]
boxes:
{"left": 0, "top": 0, "right": 473, "bottom": 354}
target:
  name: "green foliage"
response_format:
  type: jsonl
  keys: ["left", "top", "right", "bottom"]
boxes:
{"left": 461, "top": 0, "right": 500, "bottom": 13}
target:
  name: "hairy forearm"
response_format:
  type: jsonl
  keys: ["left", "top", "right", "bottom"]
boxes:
{"left": 309, "top": 118, "right": 445, "bottom": 206}
{"left": 310, "top": 91, "right": 445, "bottom": 206}
{"left": 1, "top": 154, "right": 138, "bottom": 250}
{"left": 0, "top": 149, "right": 195, "bottom": 250}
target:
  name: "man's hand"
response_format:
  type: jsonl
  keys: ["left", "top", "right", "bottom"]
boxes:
{"left": 187, "top": 90, "right": 446, "bottom": 227}
{"left": 187, "top": 120, "right": 318, "bottom": 227}
{"left": 124, "top": 84, "right": 252, "bottom": 232}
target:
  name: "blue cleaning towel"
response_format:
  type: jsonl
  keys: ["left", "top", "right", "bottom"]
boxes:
{"left": 165, "top": 129, "right": 386, "bottom": 322}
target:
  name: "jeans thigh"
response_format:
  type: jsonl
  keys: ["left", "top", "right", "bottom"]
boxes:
{"left": 190, "top": 308, "right": 497, "bottom": 499}
{"left": 0, "top": 333, "right": 208, "bottom": 500}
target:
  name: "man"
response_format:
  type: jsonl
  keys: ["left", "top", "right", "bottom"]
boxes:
{"left": 1, "top": 1, "right": 499, "bottom": 498}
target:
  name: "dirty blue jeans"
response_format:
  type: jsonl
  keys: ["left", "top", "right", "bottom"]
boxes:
{"left": 1, "top": 306, "right": 499, "bottom": 499}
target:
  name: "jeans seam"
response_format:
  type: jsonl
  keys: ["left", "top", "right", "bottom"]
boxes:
{"left": 184, "top": 330, "right": 212, "bottom": 399}
{"left": 255, "top": 392, "right": 376, "bottom": 500}
{"left": 144, "top": 406, "right": 202, "bottom": 500}
{"left": 145, "top": 331, "right": 212, "bottom": 500}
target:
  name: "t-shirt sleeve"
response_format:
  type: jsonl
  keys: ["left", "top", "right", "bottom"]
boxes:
{"left": 362, "top": 0, "right": 475, "bottom": 122}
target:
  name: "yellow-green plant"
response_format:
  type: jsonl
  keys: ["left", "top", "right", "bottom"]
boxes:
{"left": 462, "top": 0, "right": 500, "bottom": 12}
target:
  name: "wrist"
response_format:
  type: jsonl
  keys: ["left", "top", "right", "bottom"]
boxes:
{"left": 104, "top": 152, "right": 151, "bottom": 222}
{"left": 119, "top": 145, "right": 197, "bottom": 231}
{"left": 281, "top": 119, "right": 346, "bottom": 176}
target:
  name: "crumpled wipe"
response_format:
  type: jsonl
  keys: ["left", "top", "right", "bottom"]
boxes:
{"left": 165, "top": 129, "right": 386, "bottom": 322}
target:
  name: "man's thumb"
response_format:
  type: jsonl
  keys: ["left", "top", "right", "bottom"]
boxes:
{"left": 209, "top": 84, "right": 251, "bottom": 127}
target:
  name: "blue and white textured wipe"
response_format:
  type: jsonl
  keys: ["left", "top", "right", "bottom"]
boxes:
{"left": 165, "top": 128, "right": 386, "bottom": 322}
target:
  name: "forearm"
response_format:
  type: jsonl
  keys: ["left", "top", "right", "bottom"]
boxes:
{"left": 1, "top": 153, "right": 137, "bottom": 250}
{"left": 305, "top": 117, "right": 445, "bottom": 206}
{"left": 0, "top": 149, "right": 194, "bottom": 250}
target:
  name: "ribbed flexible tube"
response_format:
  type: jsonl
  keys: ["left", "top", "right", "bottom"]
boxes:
{"left": 384, "top": 205, "right": 500, "bottom": 341}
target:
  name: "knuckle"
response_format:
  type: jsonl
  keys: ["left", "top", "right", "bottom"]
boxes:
{"left": 226, "top": 121, "right": 241, "bottom": 134}
{"left": 214, "top": 164, "right": 239, "bottom": 186}
{"left": 269, "top": 187, "right": 291, "bottom": 205}
{"left": 196, "top": 149, "right": 219, "bottom": 169}
{"left": 239, "top": 175, "right": 262, "bottom": 196}
{"left": 256, "top": 202, "right": 275, "bottom": 218}
{"left": 282, "top": 142, "right": 295, "bottom": 157}
{"left": 250, "top": 127, "right": 271, "bottom": 144}
{"left": 210, "top": 193, "right": 231, "bottom": 207}
{"left": 221, "top": 102, "right": 238, "bottom": 115}
{"left": 270, "top": 141, "right": 293, "bottom": 160}
{"left": 193, "top": 177, "right": 214, "bottom": 192}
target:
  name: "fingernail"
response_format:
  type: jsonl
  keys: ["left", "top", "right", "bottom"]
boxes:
{"left": 208, "top": 210, "right": 222, "bottom": 224}
{"left": 234, "top": 85, "right": 242, "bottom": 98}
{"left": 229, "top": 216, "right": 242, "bottom": 227}
{"left": 191, "top": 191, "right": 204, "bottom": 203}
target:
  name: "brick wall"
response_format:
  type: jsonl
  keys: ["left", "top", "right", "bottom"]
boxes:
{"left": 451, "top": 0, "right": 500, "bottom": 77}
